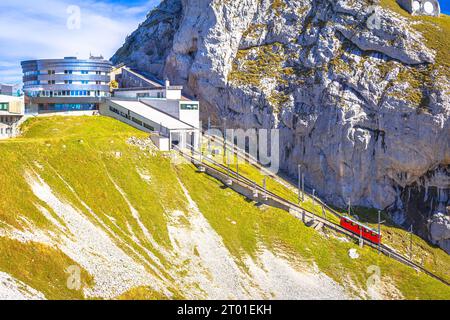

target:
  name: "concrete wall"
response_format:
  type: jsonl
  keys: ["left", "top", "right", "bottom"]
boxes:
{"left": 8, "top": 100, "right": 24, "bottom": 114}
{"left": 0, "top": 95, "right": 24, "bottom": 115}
{"left": 140, "top": 98, "right": 180, "bottom": 119}
{"left": 140, "top": 99, "right": 200, "bottom": 129}
{"left": 100, "top": 101, "right": 193, "bottom": 151}
{"left": 166, "top": 88, "right": 182, "bottom": 100}
{"left": 150, "top": 135, "right": 170, "bottom": 151}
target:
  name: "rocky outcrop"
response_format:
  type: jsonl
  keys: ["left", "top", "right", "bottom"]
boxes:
{"left": 112, "top": 0, "right": 182, "bottom": 76}
{"left": 111, "top": 0, "right": 450, "bottom": 252}
{"left": 430, "top": 213, "right": 450, "bottom": 253}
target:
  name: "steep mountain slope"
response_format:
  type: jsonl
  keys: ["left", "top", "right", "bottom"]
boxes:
{"left": 0, "top": 116, "right": 449, "bottom": 299}
{"left": 111, "top": 0, "right": 450, "bottom": 253}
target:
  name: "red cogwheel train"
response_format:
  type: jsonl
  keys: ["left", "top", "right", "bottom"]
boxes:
{"left": 340, "top": 216, "right": 382, "bottom": 244}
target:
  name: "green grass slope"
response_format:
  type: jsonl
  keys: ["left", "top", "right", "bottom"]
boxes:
{"left": 0, "top": 116, "right": 448, "bottom": 300}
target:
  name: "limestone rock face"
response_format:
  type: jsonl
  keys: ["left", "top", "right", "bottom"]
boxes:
{"left": 430, "top": 213, "right": 450, "bottom": 242}
{"left": 112, "top": 0, "right": 182, "bottom": 76}
{"left": 430, "top": 213, "right": 450, "bottom": 253}
{"left": 112, "top": 0, "right": 450, "bottom": 253}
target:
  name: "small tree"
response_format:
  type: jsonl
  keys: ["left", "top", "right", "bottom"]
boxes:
{"left": 110, "top": 80, "right": 119, "bottom": 91}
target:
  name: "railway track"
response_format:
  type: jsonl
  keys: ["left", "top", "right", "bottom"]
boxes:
{"left": 173, "top": 144, "right": 450, "bottom": 288}
{"left": 203, "top": 133, "right": 346, "bottom": 219}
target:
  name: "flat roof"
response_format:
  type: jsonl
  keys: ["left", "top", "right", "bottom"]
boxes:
{"left": 0, "top": 95, "right": 23, "bottom": 102}
{"left": 109, "top": 100, "right": 194, "bottom": 131}
{"left": 21, "top": 58, "right": 112, "bottom": 65}
{"left": 114, "top": 87, "right": 164, "bottom": 92}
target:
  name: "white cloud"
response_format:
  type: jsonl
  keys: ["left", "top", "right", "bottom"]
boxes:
{"left": 0, "top": 0, "right": 160, "bottom": 84}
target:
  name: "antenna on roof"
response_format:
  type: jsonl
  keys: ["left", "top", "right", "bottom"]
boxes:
{"left": 89, "top": 53, "right": 104, "bottom": 60}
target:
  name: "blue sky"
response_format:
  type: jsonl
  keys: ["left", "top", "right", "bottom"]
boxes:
{"left": 0, "top": 0, "right": 160, "bottom": 84}
{"left": 442, "top": 0, "right": 450, "bottom": 14}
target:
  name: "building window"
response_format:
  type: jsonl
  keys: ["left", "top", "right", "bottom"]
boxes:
{"left": 144, "top": 123, "right": 155, "bottom": 131}
{"left": 48, "top": 80, "right": 56, "bottom": 85}
{"left": 109, "top": 106, "right": 120, "bottom": 115}
{"left": 81, "top": 80, "right": 89, "bottom": 84}
{"left": 64, "top": 70, "right": 73, "bottom": 74}
{"left": 81, "top": 71, "right": 89, "bottom": 74}
{"left": 40, "top": 103, "right": 98, "bottom": 112}
{"left": 132, "top": 117, "right": 143, "bottom": 126}
{"left": 0, "top": 103, "right": 8, "bottom": 111}
{"left": 180, "top": 103, "right": 199, "bottom": 110}
{"left": 48, "top": 70, "right": 55, "bottom": 75}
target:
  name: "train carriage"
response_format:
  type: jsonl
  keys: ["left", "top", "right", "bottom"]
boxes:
{"left": 340, "top": 216, "right": 382, "bottom": 244}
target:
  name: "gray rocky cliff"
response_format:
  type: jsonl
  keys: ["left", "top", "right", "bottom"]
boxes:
{"left": 112, "top": 0, "right": 450, "bottom": 253}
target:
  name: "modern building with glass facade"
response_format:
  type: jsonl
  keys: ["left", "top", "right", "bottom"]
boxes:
{"left": 21, "top": 57, "right": 113, "bottom": 113}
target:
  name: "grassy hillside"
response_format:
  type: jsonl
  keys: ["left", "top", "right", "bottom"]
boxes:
{"left": 0, "top": 116, "right": 449, "bottom": 300}
{"left": 203, "top": 140, "right": 450, "bottom": 286}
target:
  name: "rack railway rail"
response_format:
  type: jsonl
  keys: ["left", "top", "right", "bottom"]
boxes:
{"left": 203, "top": 132, "right": 347, "bottom": 219}
{"left": 173, "top": 143, "right": 450, "bottom": 288}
